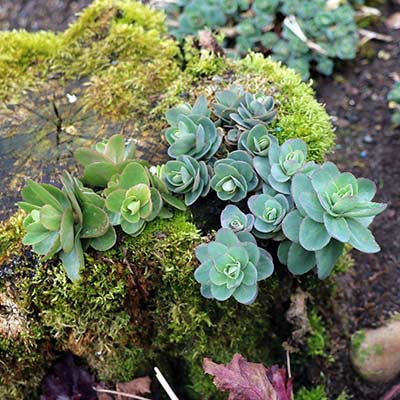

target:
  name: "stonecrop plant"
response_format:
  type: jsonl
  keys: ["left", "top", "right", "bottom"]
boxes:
{"left": 162, "top": 86, "right": 386, "bottom": 304}
{"left": 163, "top": 0, "right": 360, "bottom": 79}
{"left": 19, "top": 134, "right": 186, "bottom": 281}
{"left": 17, "top": 87, "right": 385, "bottom": 304}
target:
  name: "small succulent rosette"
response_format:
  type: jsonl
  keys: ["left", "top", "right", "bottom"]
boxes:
{"left": 254, "top": 138, "right": 317, "bottom": 194}
{"left": 238, "top": 124, "right": 278, "bottom": 157}
{"left": 162, "top": 155, "right": 211, "bottom": 206}
{"left": 164, "top": 95, "right": 222, "bottom": 160}
{"left": 248, "top": 193, "right": 290, "bottom": 240}
{"left": 220, "top": 205, "right": 254, "bottom": 233}
{"left": 279, "top": 162, "right": 386, "bottom": 278}
{"left": 194, "top": 228, "right": 274, "bottom": 304}
{"left": 211, "top": 150, "right": 258, "bottom": 202}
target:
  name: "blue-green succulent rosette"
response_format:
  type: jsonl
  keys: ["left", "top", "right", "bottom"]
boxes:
{"left": 220, "top": 205, "right": 254, "bottom": 233}
{"left": 162, "top": 155, "right": 211, "bottom": 206}
{"left": 164, "top": 95, "right": 223, "bottom": 160}
{"left": 230, "top": 92, "right": 276, "bottom": 130}
{"left": 238, "top": 124, "right": 278, "bottom": 157}
{"left": 248, "top": 193, "right": 290, "bottom": 240}
{"left": 278, "top": 162, "right": 387, "bottom": 278}
{"left": 210, "top": 150, "right": 258, "bottom": 202}
{"left": 253, "top": 138, "right": 317, "bottom": 194}
{"left": 194, "top": 228, "right": 274, "bottom": 304}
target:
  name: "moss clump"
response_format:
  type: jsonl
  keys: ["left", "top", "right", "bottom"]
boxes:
{"left": 307, "top": 310, "right": 333, "bottom": 361}
{"left": 296, "top": 385, "right": 329, "bottom": 400}
{"left": 0, "top": 210, "right": 352, "bottom": 399}
{"left": 0, "top": 0, "right": 180, "bottom": 113}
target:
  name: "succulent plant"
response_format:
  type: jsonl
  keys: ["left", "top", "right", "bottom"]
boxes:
{"left": 238, "top": 124, "right": 278, "bottom": 157}
{"left": 74, "top": 134, "right": 136, "bottom": 187}
{"left": 253, "top": 138, "right": 317, "bottom": 194}
{"left": 277, "top": 162, "right": 386, "bottom": 278}
{"left": 171, "top": 1, "right": 227, "bottom": 39}
{"left": 104, "top": 162, "right": 163, "bottom": 236}
{"left": 220, "top": 205, "right": 254, "bottom": 233}
{"left": 18, "top": 172, "right": 114, "bottom": 281}
{"left": 194, "top": 228, "right": 274, "bottom": 304}
{"left": 231, "top": 92, "right": 276, "bottom": 130}
{"left": 248, "top": 193, "right": 290, "bottom": 240}
{"left": 211, "top": 150, "right": 258, "bottom": 202}
{"left": 212, "top": 85, "right": 245, "bottom": 127}
{"left": 162, "top": 155, "right": 211, "bottom": 206}
{"left": 165, "top": 96, "right": 222, "bottom": 160}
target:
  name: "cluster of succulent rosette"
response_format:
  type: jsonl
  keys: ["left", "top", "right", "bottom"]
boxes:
{"left": 18, "top": 85, "right": 385, "bottom": 305}
{"left": 164, "top": 0, "right": 360, "bottom": 79}
{"left": 162, "top": 86, "right": 386, "bottom": 304}
{"left": 19, "top": 135, "right": 186, "bottom": 281}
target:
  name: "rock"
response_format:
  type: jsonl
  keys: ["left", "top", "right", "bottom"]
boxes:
{"left": 351, "top": 319, "right": 400, "bottom": 383}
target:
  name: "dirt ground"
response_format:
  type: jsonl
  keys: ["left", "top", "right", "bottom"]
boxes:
{"left": 0, "top": 0, "right": 399, "bottom": 399}
{"left": 316, "top": 2, "right": 400, "bottom": 398}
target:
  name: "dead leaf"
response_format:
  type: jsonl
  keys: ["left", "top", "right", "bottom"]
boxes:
{"left": 386, "top": 13, "right": 400, "bottom": 30}
{"left": 285, "top": 289, "right": 311, "bottom": 349}
{"left": 203, "top": 354, "right": 292, "bottom": 400}
{"left": 116, "top": 377, "right": 151, "bottom": 400}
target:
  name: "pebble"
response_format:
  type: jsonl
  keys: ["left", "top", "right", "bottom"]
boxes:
{"left": 351, "top": 319, "right": 400, "bottom": 383}
{"left": 363, "top": 134, "right": 374, "bottom": 144}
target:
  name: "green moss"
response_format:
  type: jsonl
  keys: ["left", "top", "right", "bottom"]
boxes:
{"left": 296, "top": 385, "right": 328, "bottom": 400}
{"left": 307, "top": 310, "right": 333, "bottom": 362}
{"left": 0, "top": 212, "right": 26, "bottom": 263}
{"left": 0, "top": 0, "right": 180, "bottom": 114}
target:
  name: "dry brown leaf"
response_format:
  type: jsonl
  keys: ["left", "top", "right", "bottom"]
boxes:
{"left": 116, "top": 377, "right": 151, "bottom": 400}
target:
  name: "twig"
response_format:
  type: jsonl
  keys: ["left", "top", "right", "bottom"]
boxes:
{"left": 382, "top": 383, "right": 400, "bottom": 400}
{"left": 154, "top": 367, "right": 179, "bottom": 400}
{"left": 359, "top": 29, "right": 392, "bottom": 46}
{"left": 93, "top": 386, "right": 151, "bottom": 400}
{"left": 283, "top": 16, "right": 328, "bottom": 56}
{"left": 286, "top": 351, "right": 294, "bottom": 400}
{"left": 356, "top": 6, "right": 381, "bottom": 18}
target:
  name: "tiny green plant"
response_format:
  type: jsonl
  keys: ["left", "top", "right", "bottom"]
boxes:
{"left": 162, "top": 86, "right": 386, "bottom": 304}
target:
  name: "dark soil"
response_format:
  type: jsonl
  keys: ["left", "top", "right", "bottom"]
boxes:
{"left": 1, "top": 1, "right": 400, "bottom": 399}
{"left": 316, "top": 2, "right": 400, "bottom": 398}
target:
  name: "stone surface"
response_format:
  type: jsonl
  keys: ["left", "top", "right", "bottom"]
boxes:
{"left": 351, "top": 319, "right": 400, "bottom": 383}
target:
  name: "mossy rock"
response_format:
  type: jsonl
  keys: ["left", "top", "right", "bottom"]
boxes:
{"left": 0, "top": 1, "right": 340, "bottom": 398}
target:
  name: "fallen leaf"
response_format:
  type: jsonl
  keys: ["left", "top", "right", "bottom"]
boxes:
{"left": 386, "top": 13, "right": 400, "bottom": 30}
{"left": 40, "top": 353, "right": 97, "bottom": 400}
{"left": 116, "top": 376, "right": 151, "bottom": 400}
{"left": 203, "top": 354, "right": 292, "bottom": 400}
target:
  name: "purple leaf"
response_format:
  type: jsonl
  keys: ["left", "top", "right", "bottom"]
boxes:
{"left": 203, "top": 354, "right": 292, "bottom": 400}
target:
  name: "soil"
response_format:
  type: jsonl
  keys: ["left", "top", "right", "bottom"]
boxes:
{"left": 315, "top": 2, "right": 400, "bottom": 398}
{"left": 0, "top": 1, "right": 400, "bottom": 399}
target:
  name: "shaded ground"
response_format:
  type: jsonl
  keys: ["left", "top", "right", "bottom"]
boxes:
{"left": 316, "top": 2, "right": 400, "bottom": 398}
{"left": 0, "top": 0, "right": 399, "bottom": 399}
{"left": 0, "top": 0, "right": 91, "bottom": 31}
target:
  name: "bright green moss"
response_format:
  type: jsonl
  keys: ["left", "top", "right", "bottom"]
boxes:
{"left": 296, "top": 385, "right": 328, "bottom": 400}
{"left": 0, "top": 212, "right": 25, "bottom": 263}
{"left": 0, "top": 31, "right": 61, "bottom": 102}
{"left": 307, "top": 310, "right": 333, "bottom": 361}
{"left": 0, "top": 0, "right": 180, "bottom": 116}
